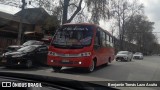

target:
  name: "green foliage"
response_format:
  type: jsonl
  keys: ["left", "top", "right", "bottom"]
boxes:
{"left": 124, "top": 14, "right": 157, "bottom": 53}
{"left": 86, "top": 0, "right": 109, "bottom": 24}
{"left": 42, "top": 15, "right": 60, "bottom": 35}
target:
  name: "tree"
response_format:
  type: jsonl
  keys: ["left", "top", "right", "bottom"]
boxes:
{"left": 110, "top": 0, "right": 144, "bottom": 50}
{"left": 124, "top": 14, "right": 157, "bottom": 54}
{"left": 42, "top": 15, "right": 60, "bottom": 35}
{"left": 30, "top": 0, "right": 110, "bottom": 24}
{"left": 86, "top": 0, "right": 110, "bottom": 24}
{"left": 151, "top": 43, "right": 160, "bottom": 54}
{"left": 53, "top": 0, "right": 110, "bottom": 24}
{"left": 0, "top": 0, "right": 111, "bottom": 24}
{"left": 62, "top": 0, "right": 83, "bottom": 24}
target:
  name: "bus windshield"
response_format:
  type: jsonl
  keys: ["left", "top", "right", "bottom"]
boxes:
{"left": 51, "top": 25, "right": 94, "bottom": 48}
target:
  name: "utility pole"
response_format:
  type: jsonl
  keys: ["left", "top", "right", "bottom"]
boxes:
{"left": 120, "top": 3, "right": 126, "bottom": 51}
{"left": 17, "top": 0, "right": 27, "bottom": 45}
{"left": 62, "top": 0, "right": 70, "bottom": 24}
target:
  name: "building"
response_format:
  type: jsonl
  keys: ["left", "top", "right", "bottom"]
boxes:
{"left": 0, "top": 8, "right": 50, "bottom": 51}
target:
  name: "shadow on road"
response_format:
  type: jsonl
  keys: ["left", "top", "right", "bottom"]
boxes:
{"left": 115, "top": 60, "right": 135, "bottom": 62}
{"left": 0, "top": 66, "right": 50, "bottom": 71}
{"left": 58, "top": 67, "right": 87, "bottom": 74}
{"left": 55, "top": 64, "right": 111, "bottom": 74}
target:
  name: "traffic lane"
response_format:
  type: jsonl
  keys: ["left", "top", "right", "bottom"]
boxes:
{"left": 0, "top": 66, "right": 51, "bottom": 72}
{"left": 58, "top": 56, "right": 160, "bottom": 81}
{"left": 86, "top": 56, "right": 160, "bottom": 81}
{"left": 0, "top": 56, "right": 160, "bottom": 81}
{"left": 0, "top": 56, "right": 159, "bottom": 90}
{"left": 59, "top": 60, "right": 137, "bottom": 79}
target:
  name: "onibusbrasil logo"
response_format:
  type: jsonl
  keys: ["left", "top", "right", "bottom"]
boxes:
{"left": 1, "top": 82, "right": 42, "bottom": 87}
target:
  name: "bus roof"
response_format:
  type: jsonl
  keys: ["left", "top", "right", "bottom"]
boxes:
{"left": 63, "top": 23, "right": 112, "bottom": 36}
{"left": 63, "top": 23, "right": 98, "bottom": 26}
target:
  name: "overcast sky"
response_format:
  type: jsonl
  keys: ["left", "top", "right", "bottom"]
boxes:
{"left": 101, "top": 0, "right": 160, "bottom": 43}
{"left": 0, "top": 0, "right": 160, "bottom": 43}
{"left": 139, "top": 0, "right": 160, "bottom": 42}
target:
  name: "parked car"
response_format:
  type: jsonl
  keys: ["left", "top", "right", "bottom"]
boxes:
{"left": 23, "top": 40, "right": 45, "bottom": 46}
{"left": 133, "top": 52, "right": 143, "bottom": 60}
{"left": 3, "top": 45, "right": 23, "bottom": 53}
{"left": 2, "top": 40, "right": 45, "bottom": 53}
{"left": 115, "top": 51, "right": 133, "bottom": 61}
{"left": 1, "top": 45, "right": 48, "bottom": 68}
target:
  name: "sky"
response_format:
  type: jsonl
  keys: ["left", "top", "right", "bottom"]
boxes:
{"left": 100, "top": 0, "right": 160, "bottom": 43}
{"left": 139, "top": 0, "right": 160, "bottom": 43}
{"left": 0, "top": 4, "right": 20, "bottom": 14}
{"left": 0, "top": 0, "right": 160, "bottom": 43}
{"left": 140, "top": 0, "right": 160, "bottom": 43}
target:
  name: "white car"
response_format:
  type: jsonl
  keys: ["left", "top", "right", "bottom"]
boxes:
{"left": 133, "top": 52, "right": 143, "bottom": 60}
{"left": 115, "top": 51, "right": 133, "bottom": 61}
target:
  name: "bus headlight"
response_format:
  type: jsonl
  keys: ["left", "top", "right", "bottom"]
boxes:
{"left": 80, "top": 52, "right": 91, "bottom": 57}
{"left": 48, "top": 51, "right": 58, "bottom": 56}
{"left": 48, "top": 51, "right": 91, "bottom": 57}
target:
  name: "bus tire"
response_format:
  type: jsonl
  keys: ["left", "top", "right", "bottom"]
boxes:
{"left": 52, "top": 66, "right": 62, "bottom": 72}
{"left": 127, "top": 58, "right": 130, "bottom": 62}
{"left": 105, "top": 62, "right": 109, "bottom": 66}
{"left": 109, "top": 57, "right": 111, "bottom": 63}
{"left": 105, "top": 58, "right": 110, "bottom": 66}
{"left": 87, "top": 60, "right": 96, "bottom": 73}
{"left": 130, "top": 58, "right": 132, "bottom": 61}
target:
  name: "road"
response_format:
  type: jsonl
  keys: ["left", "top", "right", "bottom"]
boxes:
{"left": 0, "top": 56, "right": 160, "bottom": 81}
{"left": 86, "top": 56, "right": 160, "bottom": 81}
{"left": 0, "top": 56, "right": 160, "bottom": 89}
{"left": 50, "top": 56, "right": 160, "bottom": 81}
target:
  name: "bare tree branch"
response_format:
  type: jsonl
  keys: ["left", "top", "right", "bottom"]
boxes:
{"left": 68, "top": 3, "right": 78, "bottom": 8}
{"left": 67, "top": 0, "right": 83, "bottom": 23}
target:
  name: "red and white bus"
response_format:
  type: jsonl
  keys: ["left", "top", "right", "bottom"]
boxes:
{"left": 47, "top": 23, "right": 115, "bottom": 72}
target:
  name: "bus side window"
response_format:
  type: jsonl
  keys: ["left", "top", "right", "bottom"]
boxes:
{"left": 102, "top": 31, "right": 106, "bottom": 47}
{"left": 94, "top": 30, "right": 101, "bottom": 46}
{"left": 110, "top": 37, "right": 113, "bottom": 47}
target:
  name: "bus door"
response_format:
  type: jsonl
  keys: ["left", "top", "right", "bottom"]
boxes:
{"left": 94, "top": 30, "right": 104, "bottom": 66}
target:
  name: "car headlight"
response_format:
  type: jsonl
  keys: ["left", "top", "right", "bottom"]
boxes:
{"left": 80, "top": 52, "right": 91, "bottom": 57}
{"left": 12, "top": 54, "right": 25, "bottom": 58}
{"left": 1, "top": 53, "right": 5, "bottom": 57}
{"left": 123, "top": 56, "right": 128, "bottom": 59}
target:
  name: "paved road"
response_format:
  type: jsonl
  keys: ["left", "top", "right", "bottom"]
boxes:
{"left": 86, "top": 56, "right": 160, "bottom": 81}
{"left": 0, "top": 56, "right": 160, "bottom": 90}
{"left": 0, "top": 56, "right": 160, "bottom": 81}
{"left": 50, "top": 56, "right": 160, "bottom": 81}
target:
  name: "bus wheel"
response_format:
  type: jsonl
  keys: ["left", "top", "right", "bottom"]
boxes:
{"left": 87, "top": 60, "right": 95, "bottom": 72}
{"left": 52, "top": 66, "right": 62, "bottom": 72}
{"left": 130, "top": 58, "right": 132, "bottom": 61}
{"left": 104, "top": 60, "right": 109, "bottom": 66}
{"left": 109, "top": 58, "right": 111, "bottom": 63}
{"left": 105, "top": 62, "right": 109, "bottom": 66}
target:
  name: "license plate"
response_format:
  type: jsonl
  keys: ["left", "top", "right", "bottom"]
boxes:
{"left": 1, "top": 59, "right": 7, "bottom": 63}
{"left": 62, "top": 60, "right": 69, "bottom": 63}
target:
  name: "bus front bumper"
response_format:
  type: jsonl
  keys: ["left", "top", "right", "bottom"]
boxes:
{"left": 47, "top": 56, "right": 92, "bottom": 68}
